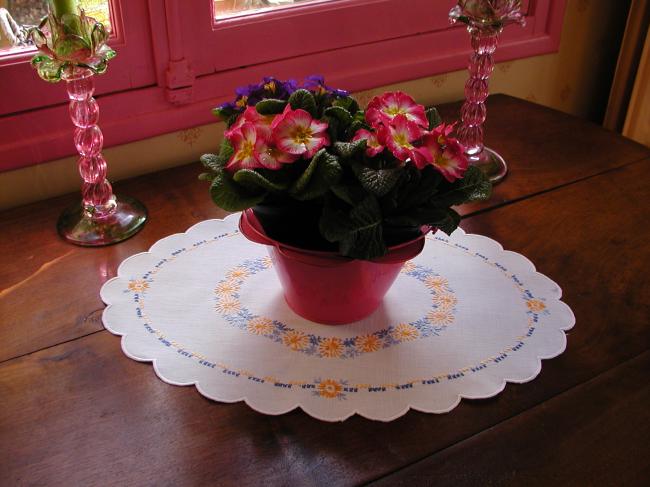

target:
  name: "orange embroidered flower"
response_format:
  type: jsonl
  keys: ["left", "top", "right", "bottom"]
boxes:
{"left": 401, "top": 261, "right": 417, "bottom": 273}
{"left": 393, "top": 323, "right": 419, "bottom": 341}
{"left": 427, "top": 310, "right": 454, "bottom": 325}
{"left": 128, "top": 280, "right": 149, "bottom": 293}
{"left": 247, "top": 317, "right": 274, "bottom": 335}
{"left": 319, "top": 337, "right": 343, "bottom": 358}
{"left": 215, "top": 296, "right": 241, "bottom": 314}
{"left": 433, "top": 293, "right": 457, "bottom": 309}
{"left": 527, "top": 299, "right": 546, "bottom": 312}
{"left": 317, "top": 379, "right": 343, "bottom": 399}
{"left": 226, "top": 267, "right": 249, "bottom": 280}
{"left": 214, "top": 281, "right": 239, "bottom": 297}
{"left": 424, "top": 276, "right": 448, "bottom": 291}
{"left": 358, "top": 334, "right": 382, "bottom": 353}
{"left": 283, "top": 330, "right": 309, "bottom": 351}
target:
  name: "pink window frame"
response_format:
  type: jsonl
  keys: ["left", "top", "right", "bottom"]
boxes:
{"left": 0, "top": 0, "right": 566, "bottom": 172}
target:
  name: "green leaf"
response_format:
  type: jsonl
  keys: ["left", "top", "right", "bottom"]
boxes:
{"left": 463, "top": 165, "right": 492, "bottom": 201}
{"left": 324, "top": 115, "right": 340, "bottom": 142}
{"left": 333, "top": 96, "right": 360, "bottom": 114}
{"left": 198, "top": 172, "right": 215, "bottom": 182}
{"left": 290, "top": 149, "right": 342, "bottom": 200}
{"left": 288, "top": 89, "right": 317, "bottom": 118}
{"left": 212, "top": 105, "right": 235, "bottom": 121}
{"left": 209, "top": 169, "right": 266, "bottom": 211}
{"left": 431, "top": 165, "right": 492, "bottom": 207}
{"left": 233, "top": 169, "right": 289, "bottom": 192}
{"left": 255, "top": 99, "right": 287, "bottom": 115}
{"left": 385, "top": 206, "right": 460, "bottom": 235}
{"left": 331, "top": 184, "right": 366, "bottom": 206}
{"left": 426, "top": 107, "right": 442, "bottom": 130}
{"left": 320, "top": 195, "right": 386, "bottom": 259}
{"left": 200, "top": 153, "right": 225, "bottom": 171}
{"left": 323, "top": 106, "right": 353, "bottom": 127}
{"left": 393, "top": 166, "right": 443, "bottom": 210}
{"left": 349, "top": 118, "right": 371, "bottom": 135}
{"left": 436, "top": 208, "right": 462, "bottom": 235}
{"left": 219, "top": 139, "right": 235, "bottom": 162}
{"left": 226, "top": 113, "right": 239, "bottom": 128}
{"left": 332, "top": 139, "right": 366, "bottom": 159}
{"left": 353, "top": 164, "right": 402, "bottom": 197}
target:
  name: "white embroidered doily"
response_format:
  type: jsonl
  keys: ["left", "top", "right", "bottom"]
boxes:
{"left": 101, "top": 214, "right": 575, "bottom": 422}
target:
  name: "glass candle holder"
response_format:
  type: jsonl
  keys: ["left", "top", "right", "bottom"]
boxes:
{"left": 57, "top": 67, "right": 146, "bottom": 246}
{"left": 449, "top": 0, "right": 525, "bottom": 183}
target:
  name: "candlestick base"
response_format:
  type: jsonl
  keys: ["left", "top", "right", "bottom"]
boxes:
{"left": 469, "top": 147, "right": 508, "bottom": 184}
{"left": 57, "top": 194, "right": 147, "bottom": 246}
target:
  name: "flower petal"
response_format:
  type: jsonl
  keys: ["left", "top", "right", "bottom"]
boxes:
{"left": 352, "top": 128, "right": 384, "bottom": 157}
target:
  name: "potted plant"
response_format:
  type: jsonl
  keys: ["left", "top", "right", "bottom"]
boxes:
{"left": 200, "top": 76, "right": 491, "bottom": 324}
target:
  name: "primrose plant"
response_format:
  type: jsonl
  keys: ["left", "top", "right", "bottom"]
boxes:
{"left": 200, "top": 76, "right": 491, "bottom": 260}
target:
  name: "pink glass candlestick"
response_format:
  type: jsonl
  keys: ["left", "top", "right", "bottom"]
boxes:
{"left": 449, "top": 1, "right": 525, "bottom": 183}
{"left": 57, "top": 67, "right": 146, "bottom": 246}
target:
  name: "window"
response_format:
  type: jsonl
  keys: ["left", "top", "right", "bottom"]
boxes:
{"left": 214, "top": 0, "right": 328, "bottom": 19}
{"left": 0, "top": 0, "right": 566, "bottom": 172}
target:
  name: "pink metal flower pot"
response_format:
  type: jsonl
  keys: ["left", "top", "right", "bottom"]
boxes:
{"left": 239, "top": 209, "right": 431, "bottom": 325}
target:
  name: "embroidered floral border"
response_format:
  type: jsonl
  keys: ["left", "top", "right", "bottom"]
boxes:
{"left": 212, "top": 257, "right": 458, "bottom": 359}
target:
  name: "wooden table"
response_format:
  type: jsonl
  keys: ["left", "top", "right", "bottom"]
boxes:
{"left": 1, "top": 95, "right": 649, "bottom": 486}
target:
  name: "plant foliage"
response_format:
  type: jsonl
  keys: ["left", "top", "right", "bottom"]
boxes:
{"left": 201, "top": 76, "right": 492, "bottom": 259}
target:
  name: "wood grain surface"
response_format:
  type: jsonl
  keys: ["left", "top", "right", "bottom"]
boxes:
{"left": 371, "top": 352, "right": 650, "bottom": 486}
{"left": 0, "top": 96, "right": 649, "bottom": 486}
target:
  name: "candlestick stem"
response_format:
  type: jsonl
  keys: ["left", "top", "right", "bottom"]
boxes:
{"left": 457, "top": 25, "right": 507, "bottom": 183}
{"left": 449, "top": 0, "right": 526, "bottom": 184}
{"left": 57, "top": 67, "right": 146, "bottom": 246}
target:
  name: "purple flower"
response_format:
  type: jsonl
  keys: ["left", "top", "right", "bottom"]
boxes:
{"left": 261, "top": 77, "right": 298, "bottom": 99}
{"left": 236, "top": 77, "right": 298, "bottom": 106}
{"left": 214, "top": 76, "right": 323, "bottom": 121}
{"left": 303, "top": 75, "right": 349, "bottom": 97}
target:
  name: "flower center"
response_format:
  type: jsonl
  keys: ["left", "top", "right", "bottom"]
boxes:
{"left": 393, "top": 133, "right": 412, "bottom": 148}
{"left": 385, "top": 105, "right": 407, "bottom": 116}
{"left": 264, "top": 81, "right": 276, "bottom": 93}
{"left": 239, "top": 140, "right": 255, "bottom": 159}
{"left": 436, "top": 154, "right": 452, "bottom": 168}
{"left": 235, "top": 96, "right": 248, "bottom": 108}
{"left": 291, "top": 125, "right": 314, "bottom": 144}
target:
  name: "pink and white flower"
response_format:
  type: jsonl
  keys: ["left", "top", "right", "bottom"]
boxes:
{"left": 366, "top": 91, "right": 428, "bottom": 128}
{"left": 352, "top": 128, "right": 385, "bottom": 157}
{"left": 224, "top": 108, "right": 299, "bottom": 171}
{"left": 413, "top": 134, "right": 469, "bottom": 182}
{"left": 272, "top": 106, "right": 330, "bottom": 158}
{"left": 256, "top": 141, "right": 299, "bottom": 169}
{"left": 379, "top": 114, "right": 423, "bottom": 162}
{"left": 225, "top": 106, "right": 274, "bottom": 141}
{"left": 225, "top": 122, "right": 264, "bottom": 171}
{"left": 430, "top": 122, "right": 456, "bottom": 146}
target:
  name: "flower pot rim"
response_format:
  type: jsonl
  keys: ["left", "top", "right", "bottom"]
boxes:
{"left": 240, "top": 208, "right": 433, "bottom": 262}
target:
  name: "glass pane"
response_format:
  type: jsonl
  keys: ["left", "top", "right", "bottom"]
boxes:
{"left": 215, "top": 0, "right": 335, "bottom": 19}
{"left": 0, "top": 0, "right": 111, "bottom": 55}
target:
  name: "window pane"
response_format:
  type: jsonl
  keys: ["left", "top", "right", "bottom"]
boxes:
{"left": 0, "top": 0, "right": 111, "bottom": 54}
{"left": 214, "top": 0, "right": 336, "bottom": 19}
